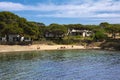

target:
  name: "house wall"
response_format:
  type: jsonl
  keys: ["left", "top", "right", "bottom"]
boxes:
{"left": 24, "top": 37, "right": 31, "bottom": 42}
{"left": 8, "top": 34, "right": 20, "bottom": 42}
{"left": 0, "top": 37, "right": 7, "bottom": 42}
{"left": 85, "top": 31, "right": 93, "bottom": 37}
{"left": 82, "top": 32, "right": 86, "bottom": 37}
{"left": 45, "top": 33, "right": 54, "bottom": 38}
{"left": 68, "top": 29, "right": 93, "bottom": 37}
{"left": 20, "top": 37, "right": 24, "bottom": 41}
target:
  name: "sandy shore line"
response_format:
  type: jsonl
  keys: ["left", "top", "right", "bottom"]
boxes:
{"left": 0, "top": 44, "right": 100, "bottom": 53}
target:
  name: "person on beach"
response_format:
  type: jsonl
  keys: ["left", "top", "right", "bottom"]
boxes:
{"left": 37, "top": 46, "right": 40, "bottom": 49}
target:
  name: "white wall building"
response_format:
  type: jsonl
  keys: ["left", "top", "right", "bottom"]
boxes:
{"left": 8, "top": 34, "right": 20, "bottom": 42}
{"left": 68, "top": 29, "right": 93, "bottom": 37}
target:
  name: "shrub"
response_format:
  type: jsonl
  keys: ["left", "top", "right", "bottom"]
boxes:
{"left": 93, "top": 31, "right": 107, "bottom": 41}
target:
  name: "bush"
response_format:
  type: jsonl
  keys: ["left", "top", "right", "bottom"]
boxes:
{"left": 93, "top": 31, "right": 107, "bottom": 41}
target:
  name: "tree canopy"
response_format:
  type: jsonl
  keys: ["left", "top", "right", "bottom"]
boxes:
{"left": 0, "top": 11, "right": 120, "bottom": 41}
{"left": 0, "top": 11, "right": 45, "bottom": 39}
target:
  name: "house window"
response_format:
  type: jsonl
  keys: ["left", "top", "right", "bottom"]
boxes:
{"left": 13, "top": 37, "right": 19, "bottom": 41}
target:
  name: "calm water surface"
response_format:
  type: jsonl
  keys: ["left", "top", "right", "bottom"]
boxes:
{"left": 0, "top": 50, "right": 120, "bottom": 80}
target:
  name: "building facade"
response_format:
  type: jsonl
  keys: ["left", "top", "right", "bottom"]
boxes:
{"left": 68, "top": 28, "right": 93, "bottom": 37}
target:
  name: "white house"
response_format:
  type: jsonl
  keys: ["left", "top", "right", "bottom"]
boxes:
{"left": 23, "top": 37, "right": 32, "bottom": 42}
{"left": 7, "top": 34, "right": 32, "bottom": 42}
{"left": 7, "top": 34, "right": 21, "bottom": 42}
{"left": 68, "top": 28, "right": 93, "bottom": 37}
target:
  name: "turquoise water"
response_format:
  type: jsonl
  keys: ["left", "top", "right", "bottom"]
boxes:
{"left": 0, "top": 50, "right": 120, "bottom": 80}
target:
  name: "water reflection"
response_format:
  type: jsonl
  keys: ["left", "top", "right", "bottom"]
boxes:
{"left": 0, "top": 50, "right": 69, "bottom": 62}
{"left": 0, "top": 50, "right": 120, "bottom": 80}
{"left": 0, "top": 51, "right": 42, "bottom": 61}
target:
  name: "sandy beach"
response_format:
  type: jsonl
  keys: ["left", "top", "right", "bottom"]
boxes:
{"left": 0, "top": 44, "right": 83, "bottom": 53}
{"left": 0, "top": 44, "right": 101, "bottom": 53}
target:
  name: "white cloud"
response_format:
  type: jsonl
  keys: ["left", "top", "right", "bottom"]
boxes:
{"left": 0, "top": 2, "right": 25, "bottom": 10}
{"left": 0, "top": 0, "right": 120, "bottom": 18}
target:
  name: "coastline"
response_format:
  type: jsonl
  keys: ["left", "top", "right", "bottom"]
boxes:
{"left": 0, "top": 44, "right": 100, "bottom": 53}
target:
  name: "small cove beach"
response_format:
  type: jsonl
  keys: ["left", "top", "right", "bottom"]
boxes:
{"left": 0, "top": 44, "right": 100, "bottom": 53}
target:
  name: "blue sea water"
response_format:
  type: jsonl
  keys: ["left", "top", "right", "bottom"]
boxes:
{"left": 0, "top": 50, "right": 120, "bottom": 80}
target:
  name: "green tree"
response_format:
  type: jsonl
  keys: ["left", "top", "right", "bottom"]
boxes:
{"left": 105, "top": 24, "right": 120, "bottom": 38}
{"left": 93, "top": 31, "right": 107, "bottom": 41}
{"left": 100, "top": 22, "right": 109, "bottom": 28}
{"left": 31, "top": 22, "right": 46, "bottom": 39}
{"left": 48, "top": 23, "right": 67, "bottom": 33}
{"left": 0, "top": 11, "right": 45, "bottom": 40}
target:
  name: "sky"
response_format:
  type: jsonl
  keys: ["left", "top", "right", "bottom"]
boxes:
{"left": 0, "top": 0, "right": 120, "bottom": 25}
